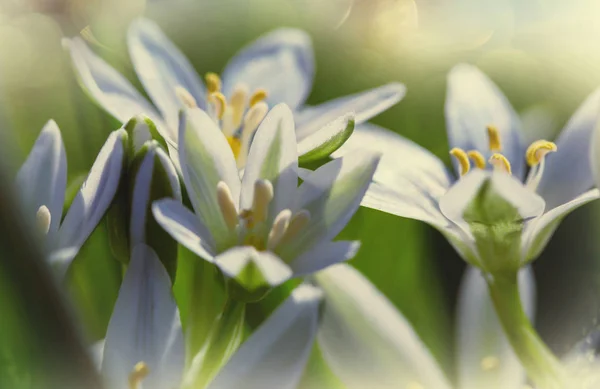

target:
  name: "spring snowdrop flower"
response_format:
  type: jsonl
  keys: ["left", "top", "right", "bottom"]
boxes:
{"left": 152, "top": 103, "right": 379, "bottom": 300}
{"left": 15, "top": 120, "right": 127, "bottom": 276}
{"left": 333, "top": 64, "right": 600, "bottom": 273}
{"left": 63, "top": 18, "right": 404, "bottom": 168}
{"left": 313, "top": 263, "right": 535, "bottom": 389}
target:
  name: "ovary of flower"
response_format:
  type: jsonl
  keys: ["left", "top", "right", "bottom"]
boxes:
{"left": 128, "top": 361, "right": 149, "bottom": 389}
{"left": 216, "top": 179, "right": 310, "bottom": 253}
{"left": 36, "top": 205, "right": 51, "bottom": 235}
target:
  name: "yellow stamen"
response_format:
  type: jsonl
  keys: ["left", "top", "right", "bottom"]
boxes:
{"left": 450, "top": 147, "right": 471, "bottom": 176}
{"left": 216, "top": 181, "right": 239, "bottom": 231}
{"left": 467, "top": 150, "right": 486, "bottom": 169}
{"left": 226, "top": 136, "right": 242, "bottom": 160}
{"left": 205, "top": 72, "right": 221, "bottom": 93}
{"left": 525, "top": 140, "right": 557, "bottom": 166}
{"left": 487, "top": 125, "right": 502, "bottom": 152}
{"left": 36, "top": 205, "right": 51, "bottom": 235}
{"left": 252, "top": 179, "right": 274, "bottom": 225}
{"left": 209, "top": 92, "right": 227, "bottom": 120}
{"left": 249, "top": 88, "right": 268, "bottom": 107}
{"left": 229, "top": 84, "right": 249, "bottom": 129}
{"left": 480, "top": 355, "right": 500, "bottom": 371}
{"left": 175, "top": 86, "right": 197, "bottom": 108}
{"left": 489, "top": 153, "right": 512, "bottom": 174}
{"left": 128, "top": 362, "right": 149, "bottom": 389}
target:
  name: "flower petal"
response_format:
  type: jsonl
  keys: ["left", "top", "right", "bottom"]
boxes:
{"left": 54, "top": 129, "right": 127, "bottom": 266}
{"left": 15, "top": 120, "right": 67, "bottom": 238}
{"left": 457, "top": 266, "right": 535, "bottom": 389}
{"left": 536, "top": 87, "right": 600, "bottom": 209}
{"left": 314, "top": 264, "right": 452, "bottom": 389}
{"left": 207, "top": 284, "right": 323, "bottom": 389}
{"left": 240, "top": 104, "right": 297, "bottom": 219}
{"left": 178, "top": 108, "right": 240, "bottom": 246}
{"left": 522, "top": 189, "right": 600, "bottom": 262}
{"left": 297, "top": 113, "right": 354, "bottom": 164}
{"left": 215, "top": 246, "right": 292, "bottom": 290}
{"left": 295, "top": 83, "right": 406, "bottom": 142}
{"left": 128, "top": 18, "right": 207, "bottom": 130}
{"left": 289, "top": 240, "right": 360, "bottom": 276}
{"left": 102, "top": 244, "right": 184, "bottom": 389}
{"left": 221, "top": 28, "right": 314, "bottom": 110}
{"left": 279, "top": 150, "right": 380, "bottom": 259}
{"left": 62, "top": 38, "right": 171, "bottom": 141}
{"left": 445, "top": 64, "right": 525, "bottom": 179}
{"left": 152, "top": 198, "right": 216, "bottom": 261}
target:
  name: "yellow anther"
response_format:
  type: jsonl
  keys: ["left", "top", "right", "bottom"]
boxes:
{"left": 480, "top": 356, "right": 500, "bottom": 371}
{"left": 249, "top": 88, "right": 268, "bottom": 107}
{"left": 175, "top": 86, "right": 198, "bottom": 108}
{"left": 36, "top": 205, "right": 51, "bottom": 235}
{"left": 128, "top": 362, "right": 149, "bottom": 389}
{"left": 217, "top": 181, "right": 239, "bottom": 231}
{"left": 209, "top": 92, "right": 227, "bottom": 120}
{"left": 450, "top": 148, "right": 471, "bottom": 176}
{"left": 489, "top": 153, "right": 512, "bottom": 174}
{"left": 467, "top": 150, "right": 486, "bottom": 169}
{"left": 226, "top": 136, "right": 242, "bottom": 160}
{"left": 525, "top": 140, "right": 557, "bottom": 166}
{"left": 487, "top": 125, "right": 502, "bottom": 152}
{"left": 205, "top": 72, "right": 222, "bottom": 93}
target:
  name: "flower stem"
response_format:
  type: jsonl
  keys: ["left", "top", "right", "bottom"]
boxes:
{"left": 486, "top": 271, "right": 567, "bottom": 389}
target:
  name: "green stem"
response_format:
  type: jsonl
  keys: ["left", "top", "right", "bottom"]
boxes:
{"left": 487, "top": 271, "right": 567, "bottom": 389}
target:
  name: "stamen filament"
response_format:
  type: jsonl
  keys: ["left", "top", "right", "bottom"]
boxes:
{"left": 216, "top": 181, "right": 239, "bottom": 231}
{"left": 229, "top": 84, "right": 249, "bottom": 129}
{"left": 489, "top": 153, "right": 512, "bottom": 174}
{"left": 525, "top": 140, "right": 557, "bottom": 166}
{"left": 209, "top": 92, "right": 227, "bottom": 120}
{"left": 252, "top": 179, "right": 274, "bottom": 225}
{"left": 249, "top": 88, "right": 268, "bottom": 107}
{"left": 205, "top": 72, "right": 222, "bottom": 94}
{"left": 237, "top": 101, "right": 269, "bottom": 167}
{"left": 128, "top": 362, "right": 149, "bottom": 389}
{"left": 487, "top": 125, "right": 502, "bottom": 152}
{"left": 175, "top": 86, "right": 198, "bottom": 108}
{"left": 467, "top": 150, "right": 486, "bottom": 169}
{"left": 450, "top": 147, "right": 471, "bottom": 176}
{"left": 36, "top": 205, "right": 51, "bottom": 235}
{"left": 279, "top": 210, "right": 311, "bottom": 246}
{"left": 267, "top": 209, "right": 292, "bottom": 250}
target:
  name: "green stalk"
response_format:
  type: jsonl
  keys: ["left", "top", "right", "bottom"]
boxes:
{"left": 487, "top": 271, "right": 567, "bottom": 389}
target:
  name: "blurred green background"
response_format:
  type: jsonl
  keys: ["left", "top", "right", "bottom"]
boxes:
{"left": 1, "top": 0, "right": 600, "bottom": 387}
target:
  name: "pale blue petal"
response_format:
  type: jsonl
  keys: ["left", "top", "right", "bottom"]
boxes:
{"left": 457, "top": 266, "right": 535, "bottom": 389}
{"left": 55, "top": 129, "right": 127, "bottom": 265}
{"left": 314, "top": 264, "right": 452, "bottom": 389}
{"left": 214, "top": 246, "right": 292, "bottom": 288}
{"left": 130, "top": 142, "right": 181, "bottom": 248}
{"left": 289, "top": 240, "right": 360, "bottom": 276}
{"left": 62, "top": 38, "right": 171, "bottom": 141}
{"left": 178, "top": 108, "right": 241, "bottom": 245}
{"left": 222, "top": 28, "right": 314, "bottom": 110}
{"left": 295, "top": 83, "right": 406, "bottom": 142}
{"left": 128, "top": 18, "right": 207, "bottom": 130}
{"left": 152, "top": 198, "right": 216, "bottom": 261}
{"left": 207, "top": 284, "right": 322, "bottom": 389}
{"left": 15, "top": 120, "right": 67, "bottom": 238}
{"left": 102, "top": 244, "right": 184, "bottom": 389}
{"left": 445, "top": 64, "right": 525, "bottom": 179}
{"left": 536, "top": 87, "right": 600, "bottom": 209}
{"left": 522, "top": 189, "right": 600, "bottom": 262}
{"left": 240, "top": 104, "right": 297, "bottom": 220}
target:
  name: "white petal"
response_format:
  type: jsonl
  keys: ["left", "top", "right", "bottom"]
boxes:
{"left": 445, "top": 63, "right": 525, "bottom": 179}
{"left": 289, "top": 240, "right": 360, "bottom": 276}
{"left": 152, "top": 199, "right": 216, "bottom": 261}
{"left": 295, "top": 83, "right": 406, "bottom": 142}
{"left": 62, "top": 38, "right": 171, "bottom": 140}
{"left": 314, "top": 264, "right": 452, "bottom": 389}
{"left": 537, "top": 87, "right": 600, "bottom": 209}
{"left": 178, "top": 108, "right": 241, "bottom": 245}
{"left": 240, "top": 104, "right": 298, "bottom": 219}
{"left": 15, "top": 120, "right": 67, "bottom": 238}
{"left": 296, "top": 113, "right": 354, "bottom": 163}
{"left": 221, "top": 28, "right": 314, "bottom": 110}
{"left": 457, "top": 266, "right": 535, "bottom": 389}
{"left": 55, "top": 129, "right": 127, "bottom": 265}
{"left": 207, "top": 284, "right": 323, "bottom": 389}
{"left": 128, "top": 18, "right": 207, "bottom": 129}
{"left": 102, "top": 244, "right": 184, "bottom": 389}
{"left": 522, "top": 189, "right": 600, "bottom": 262}
{"left": 215, "top": 246, "right": 292, "bottom": 288}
